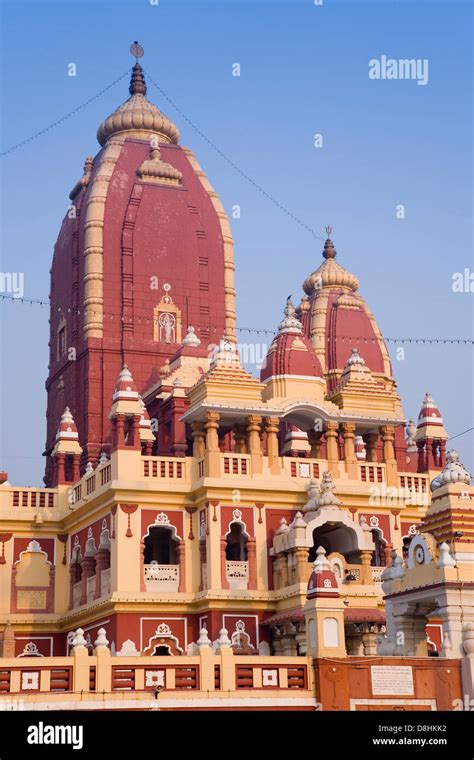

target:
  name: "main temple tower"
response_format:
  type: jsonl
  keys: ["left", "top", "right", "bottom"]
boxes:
{"left": 44, "top": 53, "right": 236, "bottom": 484}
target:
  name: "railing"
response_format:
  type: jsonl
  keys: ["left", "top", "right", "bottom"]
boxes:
{"left": 221, "top": 455, "right": 250, "bottom": 477}
{"left": 282, "top": 458, "right": 325, "bottom": 480}
{"left": 143, "top": 457, "right": 186, "bottom": 480}
{"left": 398, "top": 474, "right": 429, "bottom": 505}
{"left": 10, "top": 488, "right": 56, "bottom": 509}
{"left": 101, "top": 568, "right": 111, "bottom": 595}
{"left": 226, "top": 560, "right": 249, "bottom": 590}
{"left": 359, "top": 464, "right": 385, "bottom": 484}
{"left": 143, "top": 564, "right": 179, "bottom": 592}
{"left": 73, "top": 581, "right": 82, "bottom": 607}
{"left": 0, "top": 653, "right": 315, "bottom": 709}
{"left": 371, "top": 567, "right": 384, "bottom": 582}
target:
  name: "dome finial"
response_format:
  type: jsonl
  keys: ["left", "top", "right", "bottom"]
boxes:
{"left": 323, "top": 226, "right": 337, "bottom": 260}
{"left": 129, "top": 42, "right": 146, "bottom": 96}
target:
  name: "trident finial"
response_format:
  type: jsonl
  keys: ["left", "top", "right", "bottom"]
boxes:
{"left": 325, "top": 225, "right": 333, "bottom": 238}
{"left": 130, "top": 41, "right": 145, "bottom": 63}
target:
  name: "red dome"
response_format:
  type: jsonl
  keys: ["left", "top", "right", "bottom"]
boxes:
{"left": 260, "top": 331, "right": 323, "bottom": 381}
{"left": 301, "top": 236, "right": 392, "bottom": 388}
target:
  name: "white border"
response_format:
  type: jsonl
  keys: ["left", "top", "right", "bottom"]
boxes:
{"left": 223, "top": 614, "right": 260, "bottom": 647}
{"left": 15, "top": 636, "right": 53, "bottom": 657}
{"left": 139, "top": 617, "right": 188, "bottom": 653}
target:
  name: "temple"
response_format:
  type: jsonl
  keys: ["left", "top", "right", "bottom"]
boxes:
{"left": 0, "top": 55, "right": 472, "bottom": 711}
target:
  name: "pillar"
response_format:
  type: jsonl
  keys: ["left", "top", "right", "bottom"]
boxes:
{"left": 55, "top": 453, "right": 66, "bottom": 485}
{"left": 170, "top": 398, "right": 188, "bottom": 456}
{"left": 364, "top": 432, "right": 379, "bottom": 463}
{"left": 360, "top": 550, "right": 373, "bottom": 584}
{"left": 295, "top": 547, "right": 311, "bottom": 585}
{"left": 233, "top": 424, "right": 248, "bottom": 453}
{"left": 80, "top": 555, "right": 96, "bottom": 605}
{"left": 380, "top": 425, "right": 397, "bottom": 486}
{"left": 324, "top": 422, "right": 340, "bottom": 476}
{"left": 191, "top": 422, "right": 206, "bottom": 459}
{"left": 307, "top": 429, "right": 322, "bottom": 458}
{"left": 205, "top": 411, "right": 220, "bottom": 477}
{"left": 342, "top": 422, "right": 358, "bottom": 479}
{"left": 112, "top": 414, "right": 126, "bottom": 451}
{"left": 265, "top": 417, "right": 280, "bottom": 474}
{"left": 220, "top": 537, "right": 229, "bottom": 590}
{"left": 425, "top": 437, "right": 435, "bottom": 469}
{"left": 417, "top": 440, "right": 426, "bottom": 472}
{"left": 247, "top": 415, "right": 263, "bottom": 474}
{"left": 93, "top": 548, "right": 110, "bottom": 600}
{"left": 247, "top": 537, "right": 257, "bottom": 589}
{"left": 177, "top": 541, "right": 186, "bottom": 592}
{"left": 439, "top": 439, "right": 446, "bottom": 468}
{"left": 199, "top": 539, "right": 207, "bottom": 591}
{"left": 72, "top": 453, "right": 81, "bottom": 482}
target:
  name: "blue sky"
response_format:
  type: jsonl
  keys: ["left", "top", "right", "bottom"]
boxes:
{"left": 0, "top": 0, "right": 472, "bottom": 485}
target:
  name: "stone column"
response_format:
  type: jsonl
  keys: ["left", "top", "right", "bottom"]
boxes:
{"left": 247, "top": 537, "right": 257, "bottom": 589}
{"left": 233, "top": 424, "right": 247, "bottom": 454}
{"left": 380, "top": 425, "right": 397, "bottom": 486}
{"left": 417, "top": 441, "right": 426, "bottom": 472}
{"left": 295, "top": 547, "right": 310, "bottom": 585}
{"left": 177, "top": 541, "right": 186, "bottom": 592}
{"left": 439, "top": 439, "right": 446, "bottom": 468}
{"left": 324, "top": 421, "right": 340, "bottom": 476}
{"left": 199, "top": 539, "right": 207, "bottom": 591}
{"left": 265, "top": 417, "right": 280, "bottom": 474}
{"left": 170, "top": 398, "right": 188, "bottom": 456}
{"left": 55, "top": 453, "right": 66, "bottom": 485}
{"left": 438, "top": 605, "right": 465, "bottom": 658}
{"left": 364, "top": 432, "right": 379, "bottom": 463}
{"left": 247, "top": 415, "right": 263, "bottom": 474}
{"left": 93, "top": 548, "right": 110, "bottom": 600}
{"left": 342, "top": 422, "right": 358, "bottom": 479}
{"left": 360, "top": 550, "right": 373, "bottom": 584}
{"left": 361, "top": 625, "right": 379, "bottom": 656}
{"left": 220, "top": 537, "right": 229, "bottom": 590}
{"left": 80, "top": 555, "right": 96, "bottom": 605}
{"left": 72, "top": 453, "right": 81, "bottom": 482}
{"left": 425, "top": 437, "right": 434, "bottom": 469}
{"left": 191, "top": 421, "right": 206, "bottom": 459}
{"left": 307, "top": 429, "right": 323, "bottom": 458}
{"left": 205, "top": 412, "right": 220, "bottom": 477}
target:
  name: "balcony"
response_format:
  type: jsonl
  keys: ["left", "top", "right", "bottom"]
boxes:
{"left": 226, "top": 560, "right": 249, "bottom": 590}
{"left": 144, "top": 564, "right": 179, "bottom": 592}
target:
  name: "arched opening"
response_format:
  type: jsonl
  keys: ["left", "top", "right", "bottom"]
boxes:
{"left": 143, "top": 525, "right": 180, "bottom": 592}
{"left": 225, "top": 523, "right": 248, "bottom": 561}
{"left": 153, "top": 645, "right": 171, "bottom": 656}
{"left": 308, "top": 523, "right": 360, "bottom": 564}
{"left": 371, "top": 529, "right": 386, "bottom": 567}
{"left": 144, "top": 526, "right": 178, "bottom": 565}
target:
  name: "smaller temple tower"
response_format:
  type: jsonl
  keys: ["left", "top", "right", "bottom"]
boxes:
{"left": 303, "top": 546, "right": 346, "bottom": 657}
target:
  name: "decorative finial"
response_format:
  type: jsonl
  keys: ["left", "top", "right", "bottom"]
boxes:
{"left": 129, "top": 43, "right": 147, "bottom": 96}
{"left": 322, "top": 228, "right": 337, "bottom": 260}
{"left": 130, "top": 41, "right": 144, "bottom": 63}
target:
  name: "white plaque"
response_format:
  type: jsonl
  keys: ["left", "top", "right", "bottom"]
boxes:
{"left": 371, "top": 665, "right": 414, "bottom": 696}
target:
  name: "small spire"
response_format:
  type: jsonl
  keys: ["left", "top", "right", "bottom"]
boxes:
{"left": 278, "top": 296, "right": 303, "bottom": 334}
{"left": 129, "top": 63, "right": 147, "bottom": 96}
{"left": 322, "top": 228, "right": 337, "bottom": 260}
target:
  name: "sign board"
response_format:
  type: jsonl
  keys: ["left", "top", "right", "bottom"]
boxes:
{"left": 371, "top": 665, "right": 414, "bottom": 695}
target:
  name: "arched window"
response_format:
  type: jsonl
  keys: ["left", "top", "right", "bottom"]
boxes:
{"left": 225, "top": 523, "right": 248, "bottom": 561}
{"left": 144, "top": 526, "right": 178, "bottom": 565}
